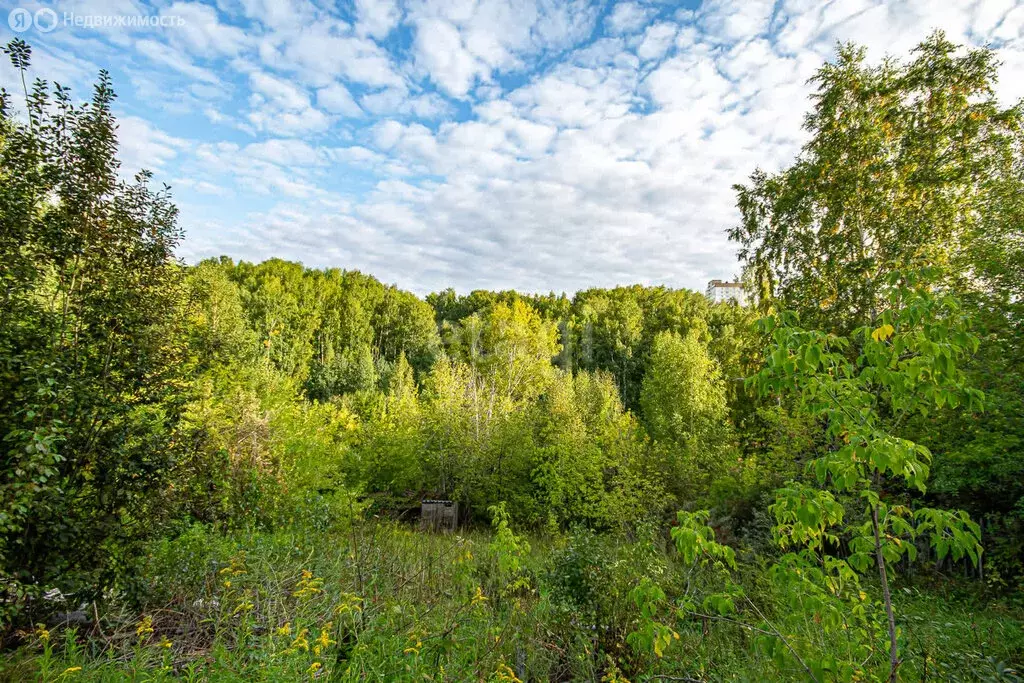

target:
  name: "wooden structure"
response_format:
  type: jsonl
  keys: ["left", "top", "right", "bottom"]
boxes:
{"left": 420, "top": 499, "right": 459, "bottom": 532}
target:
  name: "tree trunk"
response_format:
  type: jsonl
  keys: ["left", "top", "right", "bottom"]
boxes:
{"left": 872, "top": 503, "right": 900, "bottom": 681}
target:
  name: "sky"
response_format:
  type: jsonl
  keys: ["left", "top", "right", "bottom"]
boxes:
{"left": 1, "top": 0, "right": 1022, "bottom": 295}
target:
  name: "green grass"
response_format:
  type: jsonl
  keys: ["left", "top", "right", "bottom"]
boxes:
{"left": 1, "top": 520, "right": 1021, "bottom": 682}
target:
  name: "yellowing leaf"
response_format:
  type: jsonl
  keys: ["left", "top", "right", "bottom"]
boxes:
{"left": 872, "top": 324, "right": 895, "bottom": 342}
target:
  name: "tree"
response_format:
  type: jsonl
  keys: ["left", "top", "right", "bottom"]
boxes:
{"left": 532, "top": 369, "right": 661, "bottom": 530}
{"left": 352, "top": 352, "right": 423, "bottom": 499}
{"left": 731, "top": 32, "right": 1023, "bottom": 331}
{"left": 640, "top": 330, "right": 734, "bottom": 503}
{"left": 0, "top": 40, "right": 187, "bottom": 620}
{"left": 753, "top": 272, "right": 983, "bottom": 680}
{"left": 371, "top": 286, "right": 440, "bottom": 375}
{"left": 233, "top": 259, "right": 319, "bottom": 380}
{"left": 572, "top": 293, "right": 644, "bottom": 403}
{"left": 185, "top": 259, "right": 256, "bottom": 372}
{"left": 476, "top": 300, "right": 560, "bottom": 403}
{"left": 730, "top": 32, "right": 1024, "bottom": 586}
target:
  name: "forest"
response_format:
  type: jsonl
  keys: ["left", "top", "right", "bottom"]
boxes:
{"left": 0, "top": 32, "right": 1022, "bottom": 681}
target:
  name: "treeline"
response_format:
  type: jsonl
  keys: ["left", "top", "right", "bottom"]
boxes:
{"left": 196, "top": 259, "right": 756, "bottom": 413}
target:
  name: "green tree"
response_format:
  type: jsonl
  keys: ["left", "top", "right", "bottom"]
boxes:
{"left": 371, "top": 286, "right": 440, "bottom": 374}
{"left": 232, "top": 259, "right": 319, "bottom": 380}
{"left": 572, "top": 293, "right": 644, "bottom": 402}
{"left": 0, "top": 40, "right": 187, "bottom": 619}
{"left": 185, "top": 258, "right": 256, "bottom": 371}
{"left": 730, "top": 32, "right": 1024, "bottom": 585}
{"left": 640, "top": 330, "right": 735, "bottom": 503}
{"left": 532, "top": 369, "right": 661, "bottom": 529}
{"left": 478, "top": 300, "right": 560, "bottom": 402}
{"left": 352, "top": 352, "right": 423, "bottom": 499}
{"left": 752, "top": 273, "right": 984, "bottom": 680}
{"left": 419, "top": 356, "right": 475, "bottom": 498}
{"left": 731, "top": 33, "right": 1023, "bottom": 330}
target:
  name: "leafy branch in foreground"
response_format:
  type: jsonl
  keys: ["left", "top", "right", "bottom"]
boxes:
{"left": 752, "top": 270, "right": 984, "bottom": 681}
{"left": 640, "top": 273, "right": 989, "bottom": 681}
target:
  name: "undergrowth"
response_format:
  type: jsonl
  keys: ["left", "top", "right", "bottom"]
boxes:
{"left": 1, "top": 520, "right": 1020, "bottom": 682}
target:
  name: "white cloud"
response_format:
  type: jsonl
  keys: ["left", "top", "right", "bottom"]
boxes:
{"left": 249, "top": 71, "right": 309, "bottom": 110}
{"left": 246, "top": 106, "right": 330, "bottom": 135}
{"left": 409, "top": 0, "right": 602, "bottom": 97}
{"left": 237, "top": 0, "right": 310, "bottom": 31}
{"left": 270, "top": 21, "right": 405, "bottom": 89}
{"left": 605, "top": 1, "right": 653, "bottom": 35}
{"left": 135, "top": 39, "right": 221, "bottom": 84}
{"left": 247, "top": 71, "right": 330, "bottom": 134}
{"left": 510, "top": 63, "right": 638, "bottom": 127}
{"left": 242, "top": 139, "right": 325, "bottom": 166}
{"left": 414, "top": 18, "right": 481, "bottom": 97}
{"left": 355, "top": 0, "right": 402, "bottom": 38}
{"left": 191, "top": 140, "right": 332, "bottom": 198}
{"left": 173, "top": 177, "right": 230, "bottom": 195}
{"left": 315, "top": 82, "right": 364, "bottom": 117}
{"left": 162, "top": 2, "right": 249, "bottom": 57}
{"left": 117, "top": 116, "right": 188, "bottom": 176}
{"left": 360, "top": 88, "right": 452, "bottom": 118}
{"left": 637, "top": 22, "right": 677, "bottom": 61}
{"left": 317, "top": 82, "right": 363, "bottom": 116}
{"left": 698, "top": 0, "right": 776, "bottom": 44}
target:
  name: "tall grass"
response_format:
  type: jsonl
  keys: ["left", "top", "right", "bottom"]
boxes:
{"left": 2, "top": 519, "right": 1021, "bottom": 681}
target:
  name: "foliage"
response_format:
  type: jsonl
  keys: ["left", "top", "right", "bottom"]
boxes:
{"left": 752, "top": 272, "right": 986, "bottom": 679}
{"left": 4, "top": 523, "right": 1021, "bottom": 682}
{"left": 641, "top": 330, "right": 737, "bottom": 505}
{"left": 0, "top": 40, "right": 187, "bottom": 622}
{"left": 730, "top": 31, "right": 1024, "bottom": 586}
{"left": 732, "top": 31, "right": 1023, "bottom": 331}
{"left": 2, "top": 32, "right": 1023, "bottom": 683}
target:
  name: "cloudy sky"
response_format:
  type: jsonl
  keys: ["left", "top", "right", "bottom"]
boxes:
{"left": 1, "top": 0, "right": 1022, "bottom": 294}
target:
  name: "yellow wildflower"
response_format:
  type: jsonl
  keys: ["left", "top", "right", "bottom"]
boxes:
{"left": 233, "top": 600, "right": 254, "bottom": 615}
{"left": 290, "top": 629, "right": 310, "bottom": 653}
{"left": 136, "top": 616, "right": 154, "bottom": 640}
{"left": 491, "top": 663, "right": 522, "bottom": 682}
{"left": 335, "top": 593, "right": 363, "bottom": 616}
{"left": 403, "top": 637, "right": 423, "bottom": 656}
{"left": 293, "top": 570, "right": 324, "bottom": 600}
{"left": 219, "top": 554, "right": 247, "bottom": 576}
{"left": 313, "top": 623, "right": 336, "bottom": 655}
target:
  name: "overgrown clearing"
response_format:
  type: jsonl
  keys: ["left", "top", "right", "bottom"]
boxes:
{"left": 2, "top": 30, "right": 1023, "bottom": 682}
{"left": 4, "top": 523, "right": 1022, "bottom": 681}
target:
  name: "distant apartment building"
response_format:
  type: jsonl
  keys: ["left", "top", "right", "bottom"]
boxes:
{"left": 706, "top": 279, "right": 747, "bottom": 305}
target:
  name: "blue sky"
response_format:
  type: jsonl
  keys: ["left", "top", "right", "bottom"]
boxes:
{"left": 2, "top": 0, "right": 1022, "bottom": 295}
